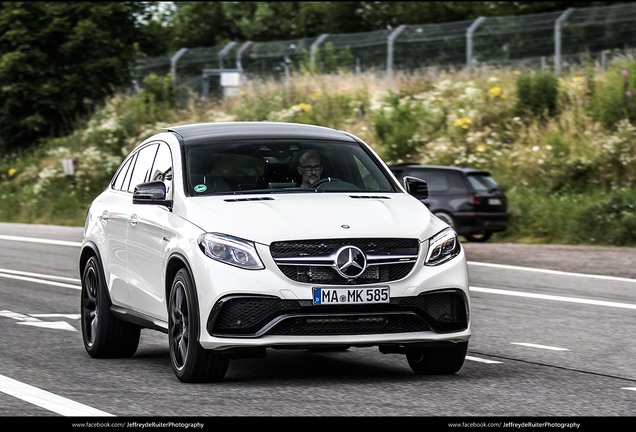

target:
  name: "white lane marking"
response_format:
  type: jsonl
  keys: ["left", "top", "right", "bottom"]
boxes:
{"left": 511, "top": 342, "right": 569, "bottom": 351}
{"left": 622, "top": 387, "right": 636, "bottom": 392}
{"left": 466, "top": 356, "right": 502, "bottom": 364}
{"left": 18, "top": 321, "right": 77, "bottom": 331}
{"left": 0, "top": 268, "right": 80, "bottom": 284}
{"left": 470, "top": 286, "right": 636, "bottom": 310}
{"left": 0, "top": 310, "right": 77, "bottom": 332}
{"left": 468, "top": 261, "right": 636, "bottom": 284}
{"left": 0, "top": 271, "right": 81, "bottom": 290}
{"left": 0, "top": 373, "right": 113, "bottom": 416}
{"left": 30, "top": 313, "right": 81, "bottom": 319}
{"left": 0, "top": 234, "right": 82, "bottom": 248}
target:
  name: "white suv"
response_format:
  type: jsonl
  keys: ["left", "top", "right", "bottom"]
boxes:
{"left": 79, "top": 122, "right": 470, "bottom": 382}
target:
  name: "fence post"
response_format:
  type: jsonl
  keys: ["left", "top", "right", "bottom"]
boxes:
{"left": 555, "top": 8, "right": 575, "bottom": 75}
{"left": 310, "top": 34, "right": 329, "bottom": 71}
{"left": 218, "top": 41, "right": 237, "bottom": 70}
{"left": 236, "top": 41, "right": 252, "bottom": 76}
{"left": 170, "top": 48, "right": 188, "bottom": 84}
{"left": 601, "top": 50, "right": 606, "bottom": 71}
{"left": 387, "top": 25, "right": 407, "bottom": 86}
{"left": 466, "top": 17, "right": 486, "bottom": 75}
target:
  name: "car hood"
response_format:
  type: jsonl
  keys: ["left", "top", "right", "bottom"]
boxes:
{"left": 178, "top": 192, "right": 446, "bottom": 245}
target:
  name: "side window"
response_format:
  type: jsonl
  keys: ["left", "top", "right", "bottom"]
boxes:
{"left": 447, "top": 172, "right": 469, "bottom": 193}
{"left": 415, "top": 170, "right": 449, "bottom": 193}
{"left": 120, "top": 154, "right": 137, "bottom": 192}
{"left": 112, "top": 156, "right": 133, "bottom": 191}
{"left": 151, "top": 143, "right": 173, "bottom": 199}
{"left": 127, "top": 144, "right": 159, "bottom": 193}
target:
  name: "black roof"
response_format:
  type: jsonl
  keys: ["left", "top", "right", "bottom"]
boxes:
{"left": 389, "top": 164, "right": 490, "bottom": 175}
{"left": 166, "top": 122, "right": 357, "bottom": 145}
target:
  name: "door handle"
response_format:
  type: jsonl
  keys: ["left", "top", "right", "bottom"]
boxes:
{"left": 130, "top": 214, "right": 138, "bottom": 226}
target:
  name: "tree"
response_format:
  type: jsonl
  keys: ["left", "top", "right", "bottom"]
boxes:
{"left": 0, "top": 2, "right": 146, "bottom": 151}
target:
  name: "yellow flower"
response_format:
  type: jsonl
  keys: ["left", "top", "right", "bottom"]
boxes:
{"left": 453, "top": 117, "right": 473, "bottom": 128}
{"left": 572, "top": 76, "right": 583, "bottom": 82}
{"left": 8, "top": 168, "right": 17, "bottom": 177}
{"left": 240, "top": 90, "right": 247, "bottom": 96}
{"left": 488, "top": 87, "right": 502, "bottom": 98}
{"left": 310, "top": 92, "right": 321, "bottom": 99}
{"left": 513, "top": 70, "right": 521, "bottom": 75}
{"left": 297, "top": 103, "right": 312, "bottom": 112}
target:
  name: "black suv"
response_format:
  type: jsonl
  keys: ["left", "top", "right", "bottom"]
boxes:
{"left": 389, "top": 165, "right": 510, "bottom": 242}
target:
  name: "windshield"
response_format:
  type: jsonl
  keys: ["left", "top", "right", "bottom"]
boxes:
{"left": 184, "top": 140, "right": 396, "bottom": 196}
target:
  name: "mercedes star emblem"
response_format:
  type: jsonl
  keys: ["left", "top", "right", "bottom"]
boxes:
{"left": 334, "top": 246, "right": 367, "bottom": 279}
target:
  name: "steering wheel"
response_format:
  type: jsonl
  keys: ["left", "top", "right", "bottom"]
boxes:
{"left": 310, "top": 177, "right": 338, "bottom": 189}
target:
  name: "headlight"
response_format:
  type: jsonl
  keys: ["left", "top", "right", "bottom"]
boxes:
{"left": 198, "top": 233, "right": 265, "bottom": 270}
{"left": 424, "top": 228, "right": 460, "bottom": 266}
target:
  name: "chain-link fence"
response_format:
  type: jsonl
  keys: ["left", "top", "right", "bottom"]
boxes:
{"left": 133, "top": 3, "right": 636, "bottom": 97}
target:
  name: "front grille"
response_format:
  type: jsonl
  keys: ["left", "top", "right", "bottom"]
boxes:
{"left": 270, "top": 238, "right": 419, "bottom": 285}
{"left": 208, "top": 290, "right": 468, "bottom": 337}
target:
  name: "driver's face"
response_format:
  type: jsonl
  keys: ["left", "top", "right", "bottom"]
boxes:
{"left": 297, "top": 153, "right": 323, "bottom": 187}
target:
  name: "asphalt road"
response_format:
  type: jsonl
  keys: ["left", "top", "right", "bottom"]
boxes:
{"left": 0, "top": 222, "right": 635, "bottom": 423}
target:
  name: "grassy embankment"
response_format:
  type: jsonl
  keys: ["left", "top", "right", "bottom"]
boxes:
{"left": 2, "top": 56, "right": 636, "bottom": 246}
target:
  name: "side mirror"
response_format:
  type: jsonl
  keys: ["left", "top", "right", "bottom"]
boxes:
{"left": 402, "top": 176, "right": 428, "bottom": 200}
{"left": 133, "top": 181, "right": 173, "bottom": 210}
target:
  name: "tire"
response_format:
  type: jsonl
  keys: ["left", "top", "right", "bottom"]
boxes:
{"left": 405, "top": 342, "right": 468, "bottom": 375}
{"left": 464, "top": 232, "right": 492, "bottom": 242}
{"left": 80, "top": 256, "right": 140, "bottom": 358}
{"left": 433, "top": 211, "right": 456, "bottom": 230}
{"left": 169, "top": 268, "right": 229, "bottom": 383}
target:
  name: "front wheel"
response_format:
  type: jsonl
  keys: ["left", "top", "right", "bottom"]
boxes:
{"left": 433, "top": 211, "right": 456, "bottom": 230}
{"left": 405, "top": 342, "right": 468, "bottom": 375}
{"left": 169, "top": 268, "right": 229, "bottom": 383}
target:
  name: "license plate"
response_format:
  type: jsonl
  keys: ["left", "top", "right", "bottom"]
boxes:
{"left": 313, "top": 287, "right": 389, "bottom": 305}
{"left": 488, "top": 198, "right": 502, "bottom": 205}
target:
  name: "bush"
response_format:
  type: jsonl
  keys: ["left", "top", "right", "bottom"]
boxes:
{"left": 576, "top": 188, "right": 636, "bottom": 245}
{"left": 515, "top": 71, "right": 559, "bottom": 119}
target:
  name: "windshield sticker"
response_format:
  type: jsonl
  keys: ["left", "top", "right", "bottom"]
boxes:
{"left": 194, "top": 184, "right": 207, "bottom": 193}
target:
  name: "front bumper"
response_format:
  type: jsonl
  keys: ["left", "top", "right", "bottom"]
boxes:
{"left": 209, "top": 289, "right": 467, "bottom": 337}
{"left": 192, "top": 242, "right": 471, "bottom": 351}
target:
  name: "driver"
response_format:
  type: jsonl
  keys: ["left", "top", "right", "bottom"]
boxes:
{"left": 296, "top": 150, "right": 324, "bottom": 188}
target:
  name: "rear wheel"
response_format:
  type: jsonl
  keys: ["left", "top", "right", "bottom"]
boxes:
{"left": 405, "top": 342, "right": 468, "bottom": 375}
{"left": 169, "top": 268, "right": 229, "bottom": 383}
{"left": 464, "top": 232, "right": 492, "bottom": 242}
{"left": 80, "top": 256, "right": 140, "bottom": 358}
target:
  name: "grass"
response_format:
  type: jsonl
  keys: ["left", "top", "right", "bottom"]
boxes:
{"left": 2, "top": 58, "right": 636, "bottom": 246}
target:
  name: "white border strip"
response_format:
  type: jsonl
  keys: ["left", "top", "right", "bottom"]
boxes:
{"left": 0, "top": 373, "right": 113, "bottom": 416}
{"left": 466, "top": 355, "right": 503, "bottom": 364}
{"left": 470, "top": 286, "right": 636, "bottom": 310}
{"left": 468, "top": 261, "right": 636, "bottom": 284}
{"left": 0, "top": 268, "right": 80, "bottom": 284}
{"left": 511, "top": 342, "right": 569, "bottom": 351}
{"left": 0, "top": 271, "right": 81, "bottom": 290}
{"left": 0, "top": 234, "right": 82, "bottom": 248}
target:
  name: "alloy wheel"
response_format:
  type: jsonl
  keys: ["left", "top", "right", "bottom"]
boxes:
{"left": 170, "top": 280, "right": 189, "bottom": 371}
